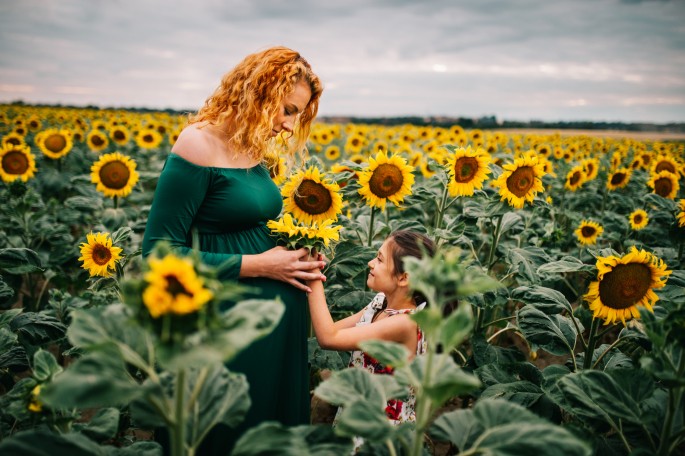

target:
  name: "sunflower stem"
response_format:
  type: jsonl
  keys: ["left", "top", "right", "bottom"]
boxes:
{"left": 583, "top": 317, "right": 601, "bottom": 370}
{"left": 171, "top": 368, "right": 186, "bottom": 456}
{"left": 367, "top": 206, "right": 376, "bottom": 247}
{"left": 114, "top": 195, "right": 119, "bottom": 209}
{"left": 486, "top": 214, "right": 503, "bottom": 273}
{"left": 433, "top": 180, "right": 450, "bottom": 235}
{"left": 657, "top": 353, "right": 685, "bottom": 455}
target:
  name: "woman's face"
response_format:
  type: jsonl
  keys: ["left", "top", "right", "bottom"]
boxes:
{"left": 271, "top": 79, "right": 312, "bottom": 137}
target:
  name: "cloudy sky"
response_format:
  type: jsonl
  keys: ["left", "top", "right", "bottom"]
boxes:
{"left": 1, "top": 0, "right": 684, "bottom": 123}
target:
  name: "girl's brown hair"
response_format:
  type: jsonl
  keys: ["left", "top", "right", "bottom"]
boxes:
{"left": 387, "top": 230, "right": 436, "bottom": 305}
{"left": 188, "top": 46, "right": 323, "bottom": 162}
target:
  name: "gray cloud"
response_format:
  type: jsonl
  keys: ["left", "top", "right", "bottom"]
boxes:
{"left": 0, "top": 0, "right": 683, "bottom": 122}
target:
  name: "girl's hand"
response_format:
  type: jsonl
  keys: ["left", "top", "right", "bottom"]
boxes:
{"left": 250, "top": 246, "right": 326, "bottom": 292}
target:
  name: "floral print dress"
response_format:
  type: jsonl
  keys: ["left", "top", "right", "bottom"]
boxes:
{"left": 336, "top": 292, "right": 427, "bottom": 426}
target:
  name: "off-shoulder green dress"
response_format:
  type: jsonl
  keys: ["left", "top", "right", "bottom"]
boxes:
{"left": 142, "top": 153, "right": 310, "bottom": 454}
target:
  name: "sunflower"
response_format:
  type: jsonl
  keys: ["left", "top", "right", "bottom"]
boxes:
{"left": 358, "top": 151, "right": 415, "bottom": 210}
{"left": 78, "top": 231, "right": 123, "bottom": 277}
{"left": 647, "top": 170, "right": 680, "bottom": 199}
{"left": 135, "top": 129, "right": 164, "bottom": 150}
{"left": 37, "top": 128, "right": 73, "bottom": 159}
{"left": 565, "top": 165, "right": 585, "bottom": 191}
{"left": 651, "top": 154, "right": 680, "bottom": 176}
{"left": 629, "top": 209, "right": 649, "bottom": 230}
{"left": 91, "top": 152, "right": 140, "bottom": 198}
{"left": 677, "top": 199, "right": 685, "bottom": 227}
{"left": 445, "top": 145, "right": 492, "bottom": 197}
{"left": 263, "top": 150, "right": 287, "bottom": 186}
{"left": 86, "top": 129, "right": 109, "bottom": 152}
{"left": 1, "top": 132, "right": 26, "bottom": 148}
{"left": 325, "top": 145, "right": 341, "bottom": 161}
{"left": 282, "top": 166, "right": 343, "bottom": 224}
{"left": 584, "top": 247, "right": 671, "bottom": 325}
{"left": 581, "top": 158, "right": 600, "bottom": 181}
{"left": 574, "top": 220, "right": 603, "bottom": 246}
{"left": 0, "top": 144, "right": 37, "bottom": 183}
{"left": 345, "top": 134, "right": 366, "bottom": 155}
{"left": 143, "top": 254, "right": 214, "bottom": 318}
{"left": 109, "top": 125, "right": 131, "bottom": 146}
{"left": 28, "top": 385, "right": 42, "bottom": 413}
{"left": 492, "top": 153, "right": 545, "bottom": 209}
{"left": 606, "top": 168, "right": 631, "bottom": 191}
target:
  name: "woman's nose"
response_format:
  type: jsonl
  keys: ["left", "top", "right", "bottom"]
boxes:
{"left": 281, "top": 120, "right": 293, "bottom": 133}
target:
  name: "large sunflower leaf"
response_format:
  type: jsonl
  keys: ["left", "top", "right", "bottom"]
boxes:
{"left": 511, "top": 285, "right": 574, "bottom": 315}
{"left": 545, "top": 370, "right": 644, "bottom": 426}
{"left": 517, "top": 305, "right": 577, "bottom": 356}
{"left": 314, "top": 366, "right": 387, "bottom": 409}
{"left": 232, "top": 422, "right": 353, "bottom": 456}
{"left": 0, "top": 247, "right": 44, "bottom": 274}
{"left": 430, "top": 399, "right": 591, "bottom": 456}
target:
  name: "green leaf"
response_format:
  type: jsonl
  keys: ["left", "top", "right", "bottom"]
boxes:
{"left": 411, "top": 306, "right": 443, "bottom": 337}
{"left": 314, "top": 368, "right": 386, "bottom": 409}
{"left": 472, "top": 399, "right": 590, "bottom": 456}
{"left": 416, "top": 355, "right": 481, "bottom": 405}
{"left": 546, "top": 370, "right": 644, "bottom": 426}
{"left": 10, "top": 312, "right": 67, "bottom": 346}
{"left": 0, "top": 248, "right": 44, "bottom": 274}
{"left": 158, "top": 298, "right": 285, "bottom": 370}
{"left": 429, "top": 408, "right": 483, "bottom": 451}
{"left": 358, "top": 339, "right": 409, "bottom": 370}
{"left": 506, "top": 247, "right": 552, "bottom": 284}
{"left": 437, "top": 302, "right": 473, "bottom": 352}
{"left": 517, "top": 305, "right": 577, "bottom": 356}
{"left": 335, "top": 399, "right": 394, "bottom": 442}
{"left": 537, "top": 256, "right": 594, "bottom": 274}
{"left": 41, "top": 345, "right": 142, "bottom": 408}
{"left": 511, "top": 285, "right": 574, "bottom": 315}
{"left": 191, "top": 366, "right": 251, "bottom": 444}
{"left": 32, "top": 349, "right": 62, "bottom": 382}
{"left": 232, "top": 422, "right": 352, "bottom": 456}
{"left": 0, "top": 430, "right": 105, "bottom": 456}
{"left": 81, "top": 407, "right": 121, "bottom": 442}
{"left": 480, "top": 380, "right": 546, "bottom": 409}
{"left": 0, "top": 308, "right": 22, "bottom": 327}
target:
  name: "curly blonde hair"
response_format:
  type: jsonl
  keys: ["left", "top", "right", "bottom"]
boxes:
{"left": 188, "top": 46, "right": 323, "bottom": 162}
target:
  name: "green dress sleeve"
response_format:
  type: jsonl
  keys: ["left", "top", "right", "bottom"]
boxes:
{"left": 142, "top": 155, "right": 242, "bottom": 279}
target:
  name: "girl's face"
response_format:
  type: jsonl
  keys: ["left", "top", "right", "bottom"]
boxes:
{"left": 367, "top": 238, "right": 401, "bottom": 294}
{"left": 271, "top": 79, "right": 311, "bottom": 138}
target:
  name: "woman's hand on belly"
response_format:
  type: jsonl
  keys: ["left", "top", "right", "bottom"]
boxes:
{"left": 240, "top": 246, "right": 326, "bottom": 292}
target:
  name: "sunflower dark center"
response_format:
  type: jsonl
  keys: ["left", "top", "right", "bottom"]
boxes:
{"left": 655, "top": 161, "right": 676, "bottom": 174}
{"left": 92, "top": 244, "right": 112, "bottom": 266}
{"left": 654, "top": 177, "right": 673, "bottom": 197}
{"left": 598, "top": 263, "right": 651, "bottom": 310}
{"left": 506, "top": 166, "right": 535, "bottom": 197}
{"left": 633, "top": 214, "right": 643, "bottom": 224}
{"left": 2, "top": 151, "right": 29, "bottom": 174}
{"left": 164, "top": 275, "right": 192, "bottom": 297}
{"left": 99, "top": 161, "right": 131, "bottom": 189}
{"left": 143, "top": 134, "right": 154, "bottom": 143}
{"left": 45, "top": 134, "right": 66, "bottom": 153}
{"left": 581, "top": 226, "right": 597, "bottom": 237}
{"left": 586, "top": 163, "right": 595, "bottom": 175}
{"left": 454, "top": 157, "right": 478, "bottom": 182}
{"left": 369, "top": 163, "right": 404, "bottom": 198}
{"left": 91, "top": 135, "right": 105, "bottom": 147}
{"left": 294, "top": 179, "right": 333, "bottom": 215}
{"left": 113, "top": 130, "right": 126, "bottom": 141}
{"left": 6, "top": 137, "right": 21, "bottom": 146}
{"left": 569, "top": 171, "right": 582, "bottom": 186}
{"left": 610, "top": 172, "right": 627, "bottom": 185}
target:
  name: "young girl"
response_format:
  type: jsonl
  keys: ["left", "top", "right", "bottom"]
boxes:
{"left": 307, "top": 230, "right": 436, "bottom": 425}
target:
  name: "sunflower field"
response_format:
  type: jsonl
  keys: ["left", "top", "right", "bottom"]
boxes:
{"left": 0, "top": 103, "right": 684, "bottom": 456}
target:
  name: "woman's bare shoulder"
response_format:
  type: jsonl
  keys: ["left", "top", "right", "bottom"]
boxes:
{"left": 171, "top": 123, "right": 220, "bottom": 167}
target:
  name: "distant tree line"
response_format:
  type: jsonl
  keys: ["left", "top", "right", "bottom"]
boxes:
{"left": 5, "top": 100, "right": 684, "bottom": 133}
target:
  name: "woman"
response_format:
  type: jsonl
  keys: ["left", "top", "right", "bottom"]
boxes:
{"left": 141, "top": 46, "right": 325, "bottom": 453}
